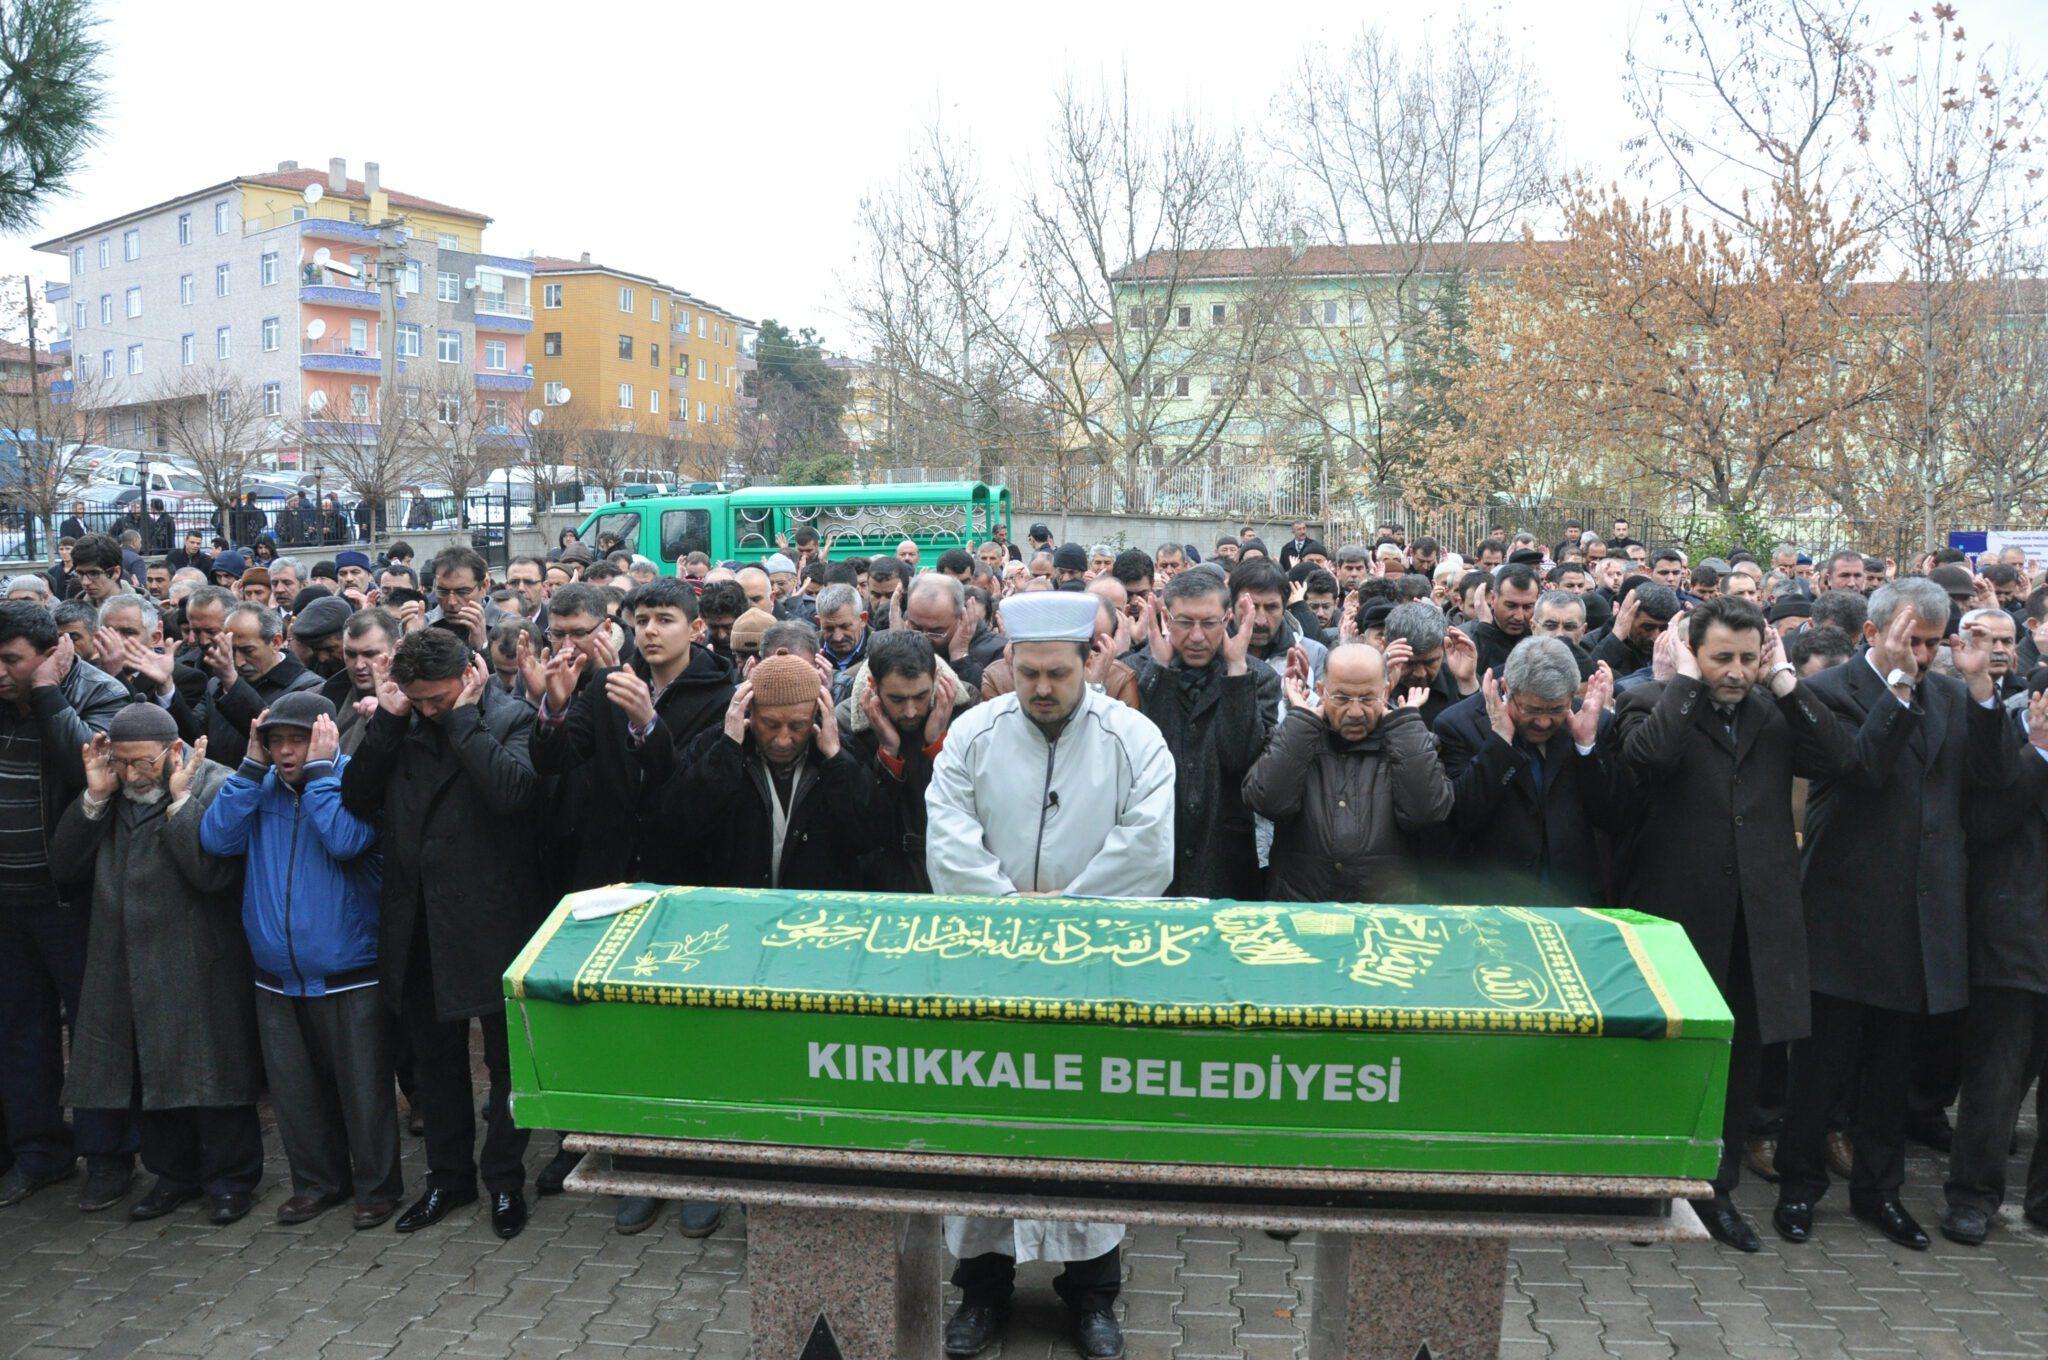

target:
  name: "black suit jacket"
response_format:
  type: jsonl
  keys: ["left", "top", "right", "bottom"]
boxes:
{"left": 1800, "top": 650, "right": 2016, "bottom": 1015}
{"left": 1432, "top": 693, "right": 1627, "bottom": 908}
{"left": 1614, "top": 674, "right": 1858, "bottom": 1043}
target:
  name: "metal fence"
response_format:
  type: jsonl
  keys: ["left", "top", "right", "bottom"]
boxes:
{"left": 1, "top": 496, "right": 387, "bottom": 563}
{"left": 878, "top": 461, "right": 1330, "bottom": 523}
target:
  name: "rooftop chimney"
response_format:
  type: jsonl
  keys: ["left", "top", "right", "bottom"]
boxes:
{"left": 580, "top": 252, "right": 591, "bottom": 263}
{"left": 364, "top": 161, "right": 380, "bottom": 196}
{"left": 327, "top": 157, "right": 347, "bottom": 192}
{"left": 277, "top": 160, "right": 299, "bottom": 172}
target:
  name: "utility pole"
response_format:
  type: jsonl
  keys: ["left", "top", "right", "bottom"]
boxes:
{"left": 372, "top": 219, "right": 403, "bottom": 547}
{"left": 22, "top": 276, "right": 41, "bottom": 559}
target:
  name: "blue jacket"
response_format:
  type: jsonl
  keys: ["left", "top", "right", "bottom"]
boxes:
{"left": 199, "top": 753, "right": 381, "bottom": 996}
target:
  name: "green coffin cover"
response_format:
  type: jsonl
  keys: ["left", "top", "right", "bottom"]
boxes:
{"left": 506, "top": 887, "right": 1732, "bottom": 1180}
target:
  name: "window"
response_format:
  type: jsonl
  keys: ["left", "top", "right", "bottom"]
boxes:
{"left": 660, "top": 508, "right": 710, "bottom": 561}
{"left": 437, "top": 392, "right": 461, "bottom": 425}
{"left": 649, "top": 388, "right": 660, "bottom": 414}
{"left": 1323, "top": 301, "right": 1339, "bottom": 325}
{"left": 397, "top": 323, "right": 421, "bottom": 358}
{"left": 177, "top": 212, "right": 191, "bottom": 245}
{"left": 124, "top": 286, "right": 141, "bottom": 318}
{"left": 1175, "top": 305, "right": 1192, "bottom": 329}
{"left": 180, "top": 334, "right": 194, "bottom": 366}
{"left": 544, "top": 381, "right": 566, "bottom": 405}
{"left": 402, "top": 260, "right": 421, "bottom": 295}
{"left": 618, "top": 334, "right": 633, "bottom": 360}
{"left": 130, "top": 412, "right": 143, "bottom": 437}
{"left": 484, "top": 339, "right": 506, "bottom": 371}
{"left": 348, "top": 318, "right": 367, "bottom": 353}
{"left": 126, "top": 344, "right": 142, "bottom": 375}
{"left": 215, "top": 263, "right": 230, "bottom": 297}
{"left": 650, "top": 342, "right": 659, "bottom": 367}
{"left": 583, "top": 511, "right": 641, "bottom": 555}
{"left": 1211, "top": 375, "right": 1231, "bottom": 397}
{"left": 179, "top": 273, "right": 194, "bottom": 306}
{"left": 697, "top": 358, "right": 706, "bottom": 381}
{"left": 437, "top": 232, "right": 459, "bottom": 249}
{"left": 259, "top": 252, "right": 278, "bottom": 287}
{"left": 98, "top": 293, "right": 112, "bottom": 324}
{"left": 292, "top": 206, "right": 306, "bottom": 222}
{"left": 697, "top": 316, "right": 706, "bottom": 338}
{"left": 618, "top": 286, "right": 635, "bottom": 313}
{"left": 543, "top": 282, "right": 562, "bottom": 309}
{"left": 1212, "top": 302, "right": 1227, "bottom": 325}
{"left": 1297, "top": 303, "right": 1315, "bottom": 326}
{"left": 261, "top": 317, "right": 280, "bottom": 352}
{"left": 99, "top": 349, "right": 112, "bottom": 379}
{"left": 122, "top": 229, "right": 140, "bottom": 261}
{"left": 651, "top": 295, "right": 660, "bottom": 321}
{"left": 216, "top": 326, "right": 231, "bottom": 360}
{"left": 484, "top": 397, "right": 506, "bottom": 428}
{"left": 214, "top": 200, "right": 229, "bottom": 234}
{"left": 1147, "top": 375, "right": 1167, "bottom": 398}
{"left": 72, "top": 245, "right": 85, "bottom": 274}
{"left": 351, "top": 384, "right": 370, "bottom": 417}
{"left": 1348, "top": 300, "right": 1367, "bottom": 325}
{"left": 216, "top": 390, "right": 231, "bottom": 421}
{"left": 436, "top": 272, "right": 459, "bottom": 303}
{"left": 696, "top": 399, "right": 706, "bottom": 423}
{"left": 543, "top": 331, "right": 562, "bottom": 357}
{"left": 262, "top": 382, "right": 281, "bottom": 416}
{"left": 617, "top": 382, "right": 634, "bottom": 409}
{"left": 435, "top": 330, "right": 460, "bottom": 364}
{"left": 1174, "top": 376, "right": 1190, "bottom": 397}
{"left": 1296, "top": 374, "right": 1315, "bottom": 397}
{"left": 400, "top": 386, "right": 421, "bottom": 418}
{"left": 97, "top": 237, "right": 109, "bottom": 267}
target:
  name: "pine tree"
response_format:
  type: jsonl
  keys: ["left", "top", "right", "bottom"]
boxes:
{"left": 0, "top": 0, "right": 105, "bottom": 233}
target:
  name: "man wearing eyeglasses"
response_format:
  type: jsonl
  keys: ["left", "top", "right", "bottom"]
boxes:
{"left": 422, "top": 548, "right": 504, "bottom": 652}
{"left": 1129, "top": 569, "right": 1276, "bottom": 899}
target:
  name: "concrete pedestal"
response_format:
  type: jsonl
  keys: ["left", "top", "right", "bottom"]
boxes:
{"left": 745, "top": 1204, "right": 943, "bottom": 1360}
{"left": 1310, "top": 1233, "right": 1509, "bottom": 1360}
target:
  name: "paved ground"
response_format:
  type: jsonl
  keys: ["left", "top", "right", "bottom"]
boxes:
{"left": 1, "top": 1109, "right": 2045, "bottom": 1358}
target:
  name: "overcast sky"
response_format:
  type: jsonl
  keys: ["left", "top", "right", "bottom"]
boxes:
{"left": 5, "top": 0, "right": 2041, "bottom": 347}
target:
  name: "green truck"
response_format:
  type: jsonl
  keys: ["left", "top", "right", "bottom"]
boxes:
{"left": 507, "top": 888, "right": 1732, "bottom": 1181}
{"left": 572, "top": 481, "right": 1012, "bottom": 572}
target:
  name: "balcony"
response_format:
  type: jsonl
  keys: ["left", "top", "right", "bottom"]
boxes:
{"left": 300, "top": 282, "right": 381, "bottom": 311}
{"left": 475, "top": 293, "right": 532, "bottom": 320}
{"left": 50, "top": 380, "right": 72, "bottom": 403}
{"left": 301, "top": 337, "right": 381, "bottom": 374}
{"left": 49, "top": 337, "right": 70, "bottom": 357}
{"left": 474, "top": 371, "right": 532, "bottom": 392}
{"left": 45, "top": 282, "right": 68, "bottom": 303}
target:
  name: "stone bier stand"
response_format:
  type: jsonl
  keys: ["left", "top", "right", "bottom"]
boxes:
{"left": 563, "top": 1136, "right": 1705, "bottom": 1360}
{"left": 506, "top": 887, "right": 1731, "bottom": 1360}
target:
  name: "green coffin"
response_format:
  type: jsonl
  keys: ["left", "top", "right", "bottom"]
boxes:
{"left": 506, "top": 887, "right": 1731, "bottom": 1181}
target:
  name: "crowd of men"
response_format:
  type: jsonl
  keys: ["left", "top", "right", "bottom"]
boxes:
{"left": 0, "top": 511, "right": 2045, "bottom": 1360}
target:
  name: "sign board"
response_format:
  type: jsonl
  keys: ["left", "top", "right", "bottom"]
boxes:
{"left": 1949, "top": 530, "right": 2048, "bottom": 568}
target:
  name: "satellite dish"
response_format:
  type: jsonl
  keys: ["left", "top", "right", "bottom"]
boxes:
{"left": 306, "top": 391, "right": 328, "bottom": 413}
{"left": 312, "top": 247, "right": 332, "bottom": 268}
{"left": 62, "top": 368, "right": 73, "bottom": 382}
{"left": 463, "top": 276, "right": 478, "bottom": 290}
{"left": 555, "top": 387, "right": 571, "bottom": 404}
{"left": 303, "top": 183, "right": 324, "bottom": 206}
{"left": 526, "top": 408, "right": 544, "bottom": 428}
{"left": 305, "top": 319, "right": 326, "bottom": 341}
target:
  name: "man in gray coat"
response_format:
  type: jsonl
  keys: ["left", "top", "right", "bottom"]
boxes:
{"left": 52, "top": 706, "right": 261, "bottom": 1225}
{"left": 1243, "top": 642, "right": 1454, "bottom": 903}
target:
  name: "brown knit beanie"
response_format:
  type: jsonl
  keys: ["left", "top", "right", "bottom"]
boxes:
{"left": 729, "top": 608, "right": 776, "bottom": 655}
{"left": 749, "top": 654, "right": 819, "bottom": 708}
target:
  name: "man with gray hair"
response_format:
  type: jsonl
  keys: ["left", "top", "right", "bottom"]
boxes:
{"left": 1774, "top": 576, "right": 2013, "bottom": 1251}
{"left": 1432, "top": 639, "right": 1618, "bottom": 908}
{"left": 196, "top": 602, "right": 324, "bottom": 767}
{"left": 93, "top": 593, "right": 208, "bottom": 742}
{"left": 1532, "top": 590, "right": 1589, "bottom": 647}
{"left": 813, "top": 582, "right": 870, "bottom": 701}
{"left": 1380, "top": 601, "right": 1480, "bottom": 727}
{"left": 4, "top": 575, "right": 50, "bottom": 604}
{"left": 902, "top": 572, "right": 1004, "bottom": 691}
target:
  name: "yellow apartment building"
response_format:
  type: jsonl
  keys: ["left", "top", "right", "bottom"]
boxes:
{"left": 669, "top": 291, "right": 748, "bottom": 460}
{"left": 531, "top": 255, "right": 676, "bottom": 441}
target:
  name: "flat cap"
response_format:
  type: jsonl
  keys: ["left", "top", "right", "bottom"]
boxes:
{"left": 255, "top": 691, "right": 336, "bottom": 733}
{"left": 291, "top": 595, "right": 354, "bottom": 641}
{"left": 105, "top": 702, "right": 179, "bottom": 743}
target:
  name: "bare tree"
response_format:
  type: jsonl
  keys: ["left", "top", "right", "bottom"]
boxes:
{"left": 1265, "top": 16, "right": 1557, "bottom": 498}
{"left": 553, "top": 404, "right": 643, "bottom": 501}
{"left": 151, "top": 366, "right": 281, "bottom": 534}
{"left": 1849, "top": 7, "right": 2047, "bottom": 545}
{"left": 407, "top": 376, "right": 515, "bottom": 524}
{"left": 996, "top": 77, "right": 1286, "bottom": 509}
{"left": 848, "top": 117, "right": 1033, "bottom": 481}
{"left": 1955, "top": 261, "right": 2048, "bottom": 524}
{"left": 296, "top": 386, "right": 420, "bottom": 542}
{"left": 0, "top": 357, "right": 105, "bottom": 557}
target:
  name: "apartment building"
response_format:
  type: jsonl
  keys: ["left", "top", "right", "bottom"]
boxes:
{"left": 33, "top": 156, "right": 532, "bottom": 468}
{"left": 529, "top": 255, "right": 675, "bottom": 439}
{"left": 669, "top": 292, "right": 747, "bottom": 440}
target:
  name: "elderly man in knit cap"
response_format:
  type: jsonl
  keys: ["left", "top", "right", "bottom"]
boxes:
{"left": 332, "top": 550, "right": 375, "bottom": 608}
{"left": 202, "top": 693, "right": 397, "bottom": 1229}
{"left": 237, "top": 565, "right": 272, "bottom": 607}
{"left": 1050, "top": 543, "right": 1089, "bottom": 588}
{"left": 728, "top": 607, "right": 776, "bottom": 668}
{"left": 52, "top": 706, "right": 261, "bottom": 1225}
{"left": 926, "top": 589, "right": 1174, "bottom": 1360}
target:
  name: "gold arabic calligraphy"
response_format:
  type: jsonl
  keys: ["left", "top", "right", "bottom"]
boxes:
{"left": 762, "top": 909, "right": 1209, "bottom": 968}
